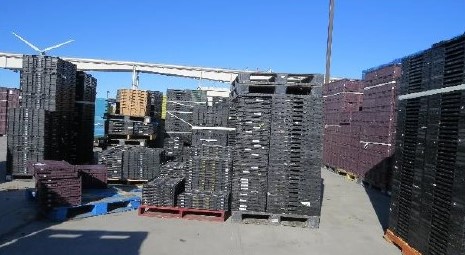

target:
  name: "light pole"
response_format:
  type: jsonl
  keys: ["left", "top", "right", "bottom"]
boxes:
{"left": 325, "top": 0, "right": 335, "bottom": 84}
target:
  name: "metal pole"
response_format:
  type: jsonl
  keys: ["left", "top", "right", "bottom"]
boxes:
{"left": 325, "top": 0, "right": 335, "bottom": 84}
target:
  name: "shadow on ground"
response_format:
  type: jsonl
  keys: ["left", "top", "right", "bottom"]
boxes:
{"left": 0, "top": 161, "right": 6, "bottom": 184}
{"left": 364, "top": 186, "right": 391, "bottom": 231}
{"left": 0, "top": 228, "right": 148, "bottom": 255}
{"left": 362, "top": 157, "right": 393, "bottom": 231}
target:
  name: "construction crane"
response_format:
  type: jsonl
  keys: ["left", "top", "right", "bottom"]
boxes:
{"left": 325, "top": 0, "right": 335, "bottom": 84}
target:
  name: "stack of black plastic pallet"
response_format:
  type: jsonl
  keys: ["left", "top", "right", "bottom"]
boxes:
{"left": 230, "top": 73, "right": 324, "bottom": 224}
{"left": 7, "top": 55, "right": 79, "bottom": 176}
{"left": 142, "top": 162, "right": 185, "bottom": 206}
{"left": 32, "top": 160, "right": 82, "bottom": 210}
{"left": 192, "top": 96, "right": 229, "bottom": 127}
{"left": 142, "top": 177, "right": 184, "bottom": 206}
{"left": 98, "top": 145, "right": 164, "bottom": 180}
{"left": 76, "top": 165, "right": 107, "bottom": 189}
{"left": 179, "top": 144, "right": 232, "bottom": 211}
{"left": 7, "top": 108, "right": 49, "bottom": 176}
{"left": 105, "top": 114, "right": 155, "bottom": 146}
{"left": 122, "top": 146, "right": 164, "bottom": 180}
{"left": 20, "top": 56, "right": 76, "bottom": 112}
{"left": 133, "top": 121, "right": 155, "bottom": 136}
{"left": 0, "top": 87, "right": 19, "bottom": 135}
{"left": 175, "top": 93, "right": 233, "bottom": 211}
{"left": 147, "top": 90, "right": 163, "bottom": 119}
{"left": 190, "top": 129, "right": 231, "bottom": 147}
{"left": 159, "top": 161, "right": 185, "bottom": 177}
{"left": 97, "top": 145, "right": 125, "bottom": 179}
{"left": 164, "top": 89, "right": 196, "bottom": 146}
{"left": 7, "top": 56, "right": 96, "bottom": 176}
{"left": 191, "top": 97, "right": 233, "bottom": 147}
{"left": 24, "top": 56, "right": 76, "bottom": 161}
{"left": 267, "top": 93, "right": 322, "bottom": 216}
{"left": 388, "top": 34, "right": 465, "bottom": 254}
{"left": 105, "top": 116, "right": 128, "bottom": 135}
{"left": 231, "top": 94, "right": 272, "bottom": 212}
{"left": 72, "top": 71, "right": 97, "bottom": 164}
{"left": 163, "top": 136, "right": 184, "bottom": 160}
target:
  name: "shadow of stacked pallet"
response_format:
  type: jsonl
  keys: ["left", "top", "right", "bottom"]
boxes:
{"left": 230, "top": 73, "right": 323, "bottom": 228}
{"left": 7, "top": 55, "right": 97, "bottom": 177}
{"left": 0, "top": 87, "right": 19, "bottom": 135}
{"left": 386, "top": 33, "right": 465, "bottom": 254}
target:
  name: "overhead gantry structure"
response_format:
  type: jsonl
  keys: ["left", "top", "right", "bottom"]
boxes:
{"left": 0, "top": 52, "right": 247, "bottom": 85}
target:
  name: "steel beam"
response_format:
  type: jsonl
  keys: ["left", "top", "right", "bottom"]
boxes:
{"left": 0, "top": 52, "right": 244, "bottom": 82}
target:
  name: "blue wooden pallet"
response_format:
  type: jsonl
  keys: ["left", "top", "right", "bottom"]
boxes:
{"left": 43, "top": 187, "right": 141, "bottom": 221}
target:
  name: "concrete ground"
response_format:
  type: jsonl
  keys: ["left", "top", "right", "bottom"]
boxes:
{"left": 0, "top": 135, "right": 400, "bottom": 255}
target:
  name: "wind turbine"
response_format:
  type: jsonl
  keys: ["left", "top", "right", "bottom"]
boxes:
{"left": 12, "top": 32, "right": 74, "bottom": 56}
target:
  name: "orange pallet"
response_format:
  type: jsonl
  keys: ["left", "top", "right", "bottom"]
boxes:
{"left": 138, "top": 205, "right": 229, "bottom": 222}
{"left": 384, "top": 229, "right": 422, "bottom": 255}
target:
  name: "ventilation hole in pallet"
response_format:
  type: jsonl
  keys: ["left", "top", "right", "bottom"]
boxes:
{"left": 241, "top": 214, "right": 270, "bottom": 221}
{"left": 281, "top": 216, "right": 308, "bottom": 224}
{"left": 249, "top": 86, "right": 275, "bottom": 94}
{"left": 286, "top": 86, "right": 312, "bottom": 95}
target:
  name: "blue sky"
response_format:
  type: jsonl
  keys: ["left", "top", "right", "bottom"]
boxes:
{"left": 0, "top": 0, "right": 464, "bottom": 97}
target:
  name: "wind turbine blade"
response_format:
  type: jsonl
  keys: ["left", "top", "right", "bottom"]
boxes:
{"left": 12, "top": 32, "right": 41, "bottom": 53}
{"left": 42, "top": 40, "right": 74, "bottom": 52}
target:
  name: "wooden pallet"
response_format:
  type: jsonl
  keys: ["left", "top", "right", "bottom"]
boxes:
{"left": 138, "top": 205, "right": 229, "bottom": 222}
{"left": 230, "top": 211, "right": 320, "bottom": 228}
{"left": 384, "top": 230, "right": 422, "bottom": 255}
{"left": 335, "top": 168, "right": 359, "bottom": 181}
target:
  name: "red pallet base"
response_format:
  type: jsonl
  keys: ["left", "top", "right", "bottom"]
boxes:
{"left": 138, "top": 205, "right": 229, "bottom": 222}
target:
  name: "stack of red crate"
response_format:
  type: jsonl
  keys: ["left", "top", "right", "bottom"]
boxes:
{"left": 323, "top": 79, "right": 363, "bottom": 174}
{"left": 31, "top": 160, "right": 82, "bottom": 210}
{"left": 0, "top": 87, "right": 19, "bottom": 135}
{"left": 357, "top": 64, "right": 401, "bottom": 190}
